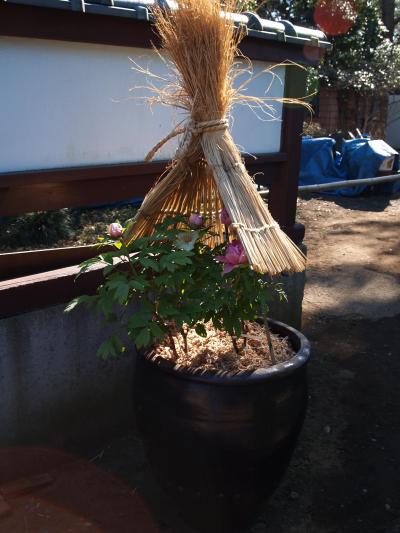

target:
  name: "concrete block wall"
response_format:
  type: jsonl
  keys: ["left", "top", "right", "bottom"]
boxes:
{"left": 268, "top": 269, "right": 306, "bottom": 331}
{"left": 0, "top": 305, "right": 135, "bottom": 450}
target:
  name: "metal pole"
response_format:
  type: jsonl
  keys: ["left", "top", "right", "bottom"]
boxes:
{"left": 259, "top": 173, "right": 400, "bottom": 196}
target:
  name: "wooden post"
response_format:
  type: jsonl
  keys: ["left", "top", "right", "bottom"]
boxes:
{"left": 269, "top": 65, "right": 307, "bottom": 244}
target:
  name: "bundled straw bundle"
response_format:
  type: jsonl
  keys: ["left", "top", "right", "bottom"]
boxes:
{"left": 123, "top": 0, "right": 306, "bottom": 275}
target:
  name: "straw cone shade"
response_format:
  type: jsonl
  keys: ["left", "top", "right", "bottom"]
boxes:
{"left": 123, "top": 0, "right": 306, "bottom": 276}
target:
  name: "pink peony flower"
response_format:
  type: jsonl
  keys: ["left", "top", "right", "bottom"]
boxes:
{"left": 108, "top": 222, "right": 123, "bottom": 239}
{"left": 188, "top": 213, "right": 203, "bottom": 228}
{"left": 215, "top": 239, "right": 248, "bottom": 275}
{"left": 220, "top": 207, "right": 232, "bottom": 226}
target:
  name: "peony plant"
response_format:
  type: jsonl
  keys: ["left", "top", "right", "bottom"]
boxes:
{"left": 66, "top": 212, "right": 285, "bottom": 360}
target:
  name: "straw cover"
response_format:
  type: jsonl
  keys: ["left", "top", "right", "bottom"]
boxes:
{"left": 123, "top": 0, "right": 306, "bottom": 275}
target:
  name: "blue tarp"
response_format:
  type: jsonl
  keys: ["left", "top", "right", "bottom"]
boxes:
{"left": 299, "top": 136, "right": 400, "bottom": 196}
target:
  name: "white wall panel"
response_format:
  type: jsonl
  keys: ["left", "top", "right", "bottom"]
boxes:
{"left": 0, "top": 36, "right": 285, "bottom": 172}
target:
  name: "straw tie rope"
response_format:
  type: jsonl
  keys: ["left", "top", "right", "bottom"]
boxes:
{"left": 145, "top": 118, "right": 228, "bottom": 162}
{"left": 191, "top": 119, "right": 229, "bottom": 134}
{"left": 231, "top": 222, "right": 280, "bottom": 232}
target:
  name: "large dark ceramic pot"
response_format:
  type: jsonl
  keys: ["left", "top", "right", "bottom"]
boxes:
{"left": 134, "top": 319, "right": 311, "bottom": 533}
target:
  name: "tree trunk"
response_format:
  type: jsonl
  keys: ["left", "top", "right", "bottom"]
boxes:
{"left": 381, "top": 0, "right": 395, "bottom": 40}
{"left": 332, "top": 91, "right": 388, "bottom": 139}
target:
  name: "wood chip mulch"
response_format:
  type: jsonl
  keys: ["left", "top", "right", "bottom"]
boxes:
{"left": 154, "top": 321, "right": 294, "bottom": 373}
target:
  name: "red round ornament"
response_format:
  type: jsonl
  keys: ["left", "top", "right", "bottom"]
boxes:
{"left": 314, "top": 0, "right": 356, "bottom": 36}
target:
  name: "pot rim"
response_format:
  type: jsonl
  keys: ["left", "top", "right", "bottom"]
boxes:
{"left": 141, "top": 319, "right": 311, "bottom": 386}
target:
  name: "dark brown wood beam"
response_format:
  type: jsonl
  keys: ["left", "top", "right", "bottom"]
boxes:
{"left": 0, "top": 3, "right": 324, "bottom": 66}
{"left": 0, "top": 161, "right": 167, "bottom": 188}
{"left": 0, "top": 154, "right": 285, "bottom": 217}
{"left": 0, "top": 263, "right": 104, "bottom": 319}
{"left": 0, "top": 245, "right": 112, "bottom": 281}
{"left": 0, "top": 172, "right": 157, "bottom": 216}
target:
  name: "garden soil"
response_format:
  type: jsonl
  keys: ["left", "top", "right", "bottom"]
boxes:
{"left": 0, "top": 193, "right": 398, "bottom": 533}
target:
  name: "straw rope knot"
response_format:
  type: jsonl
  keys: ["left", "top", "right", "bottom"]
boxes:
{"left": 145, "top": 118, "right": 228, "bottom": 162}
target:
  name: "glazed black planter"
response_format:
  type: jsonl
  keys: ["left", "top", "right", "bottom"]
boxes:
{"left": 133, "top": 319, "right": 310, "bottom": 533}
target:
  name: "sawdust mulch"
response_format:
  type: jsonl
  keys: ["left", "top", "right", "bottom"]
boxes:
{"left": 154, "top": 321, "right": 294, "bottom": 374}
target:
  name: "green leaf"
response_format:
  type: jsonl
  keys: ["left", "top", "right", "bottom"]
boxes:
{"left": 75, "top": 256, "right": 103, "bottom": 278}
{"left": 65, "top": 295, "right": 92, "bottom": 313}
{"left": 113, "top": 283, "right": 129, "bottom": 304}
{"left": 195, "top": 323, "right": 207, "bottom": 337}
{"left": 130, "top": 237, "right": 151, "bottom": 250}
{"left": 232, "top": 319, "right": 242, "bottom": 337}
{"left": 158, "top": 300, "right": 178, "bottom": 317}
{"left": 160, "top": 255, "right": 172, "bottom": 271}
{"left": 223, "top": 315, "right": 242, "bottom": 337}
{"left": 99, "top": 253, "right": 115, "bottom": 265}
{"left": 128, "top": 313, "right": 152, "bottom": 329}
{"left": 106, "top": 274, "right": 130, "bottom": 303}
{"left": 96, "top": 293, "right": 114, "bottom": 317}
{"left": 98, "top": 339, "right": 115, "bottom": 359}
{"left": 103, "top": 264, "right": 116, "bottom": 277}
{"left": 111, "top": 335, "right": 126, "bottom": 355}
{"left": 172, "top": 254, "right": 192, "bottom": 266}
{"left": 65, "top": 298, "right": 80, "bottom": 313}
{"left": 79, "top": 256, "right": 101, "bottom": 270}
{"left": 165, "top": 261, "right": 178, "bottom": 273}
{"left": 140, "top": 257, "right": 159, "bottom": 271}
{"left": 154, "top": 274, "right": 173, "bottom": 288}
{"left": 135, "top": 328, "right": 151, "bottom": 349}
{"left": 149, "top": 322, "right": 166, "bottom": 340}
{"left": 129, "top": 279, "right": 147, "bottom": 292}
{"left": 139, "top": 299, "right": 153, "bottom": 313}
{"left": 97, "top": 335, "right": 126, "bottom": 359}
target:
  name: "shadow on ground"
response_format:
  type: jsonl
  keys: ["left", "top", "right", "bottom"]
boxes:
{"left": 260, "top": 312, "right": 400, "bottom": 533}
{"left": 301, "top": 191, "right": 399, "bottom": 213}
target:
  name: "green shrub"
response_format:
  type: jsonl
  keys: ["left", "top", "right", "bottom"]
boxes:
{"left": 0, "top": 209, "right": 73, "bottom": 250}
{"left": 66, "top": 215, "right": 285, "bottom": 359}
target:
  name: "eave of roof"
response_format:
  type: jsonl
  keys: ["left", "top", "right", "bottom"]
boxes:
{"left": 1, "top": 0, "right": 331, "bottom": 49}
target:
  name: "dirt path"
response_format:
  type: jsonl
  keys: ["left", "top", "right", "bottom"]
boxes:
{"left": 300, "top": 195, "right": 400, "bottom": 319}
{"left": 260, "top": 193, "right": 400, "bottom": 533}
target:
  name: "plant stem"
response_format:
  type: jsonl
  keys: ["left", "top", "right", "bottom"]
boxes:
{"left": 168, "top": 331, "right": 179, "bottom": 361}
{"left": 224, "top": 224, "right": 229, "bottom": 243}
{"left": 231, "top": 336, "right": 240, "bottom": 355}
{"left": 263, "top": 317, "right": 276, "bottom": 365}
{"left": 181, "top": 327, "right": 188, "bottom": 355}
{"left": 241, "top": 320, "right": 247, "bottom": 348}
